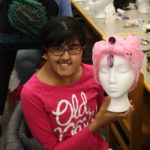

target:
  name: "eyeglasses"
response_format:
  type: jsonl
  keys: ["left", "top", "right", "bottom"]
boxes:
{"left": 45, "top": 44, "right": 85, "bottom": 56}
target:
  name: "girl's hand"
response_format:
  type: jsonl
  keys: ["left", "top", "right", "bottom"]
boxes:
{"left": 89, "top": 96, "right": 134, "bottom": 134}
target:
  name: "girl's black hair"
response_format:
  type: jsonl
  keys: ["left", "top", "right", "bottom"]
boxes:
{"left": 39, "top": 16, "right": 86, "bottom": 54}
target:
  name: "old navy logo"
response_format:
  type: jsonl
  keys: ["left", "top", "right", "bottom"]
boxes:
{"left": 52, "top": 92, "right": 97, "bottom": 141}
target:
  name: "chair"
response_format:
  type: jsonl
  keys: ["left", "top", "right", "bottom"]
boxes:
{"left": 5, "top": 102, "right": 45, "bottom": 150}
{"left": 7, "top": 90, "right": 17, "bottom": 109}
{"left": 108, "top": 72, "right": 150, "bottom": 150}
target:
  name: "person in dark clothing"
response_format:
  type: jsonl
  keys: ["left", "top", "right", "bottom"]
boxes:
{"left": 0, "top": 0, "right": 66, "bottom": 136}
{"left": 113, "top": 0, "right": 129, "bottom": 10}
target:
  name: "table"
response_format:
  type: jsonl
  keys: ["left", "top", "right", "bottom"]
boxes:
{"left": 71, "top": 0, "right": 150, "bottom": 92}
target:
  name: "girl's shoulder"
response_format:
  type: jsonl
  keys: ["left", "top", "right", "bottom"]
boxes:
{"left": 82, "top": 63, "right": 94, "bottom": 74}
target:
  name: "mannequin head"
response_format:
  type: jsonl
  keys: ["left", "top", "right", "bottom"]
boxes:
{"left": 137, "top": 0, "right": 150, "bottom": 13}
{"left": 92, "top": 35, "right": 144, "bottom": 112}
{"left": 99, "top": 54, "right": 135, "bottom": 98}
{"left": 92, "top": 35, "right": 144, "bottom": 91}
{"left": 89, "top": 0, "right": 115, "bottom": 18}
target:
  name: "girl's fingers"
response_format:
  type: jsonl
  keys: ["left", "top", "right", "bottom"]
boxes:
{"left": 117, "top": 105, "right": 134, "bottom": 119}
{"left": 129, "top": 99, "right": 134, "bottom": 104}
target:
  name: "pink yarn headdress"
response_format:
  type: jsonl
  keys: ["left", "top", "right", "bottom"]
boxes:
{"left": 92, "top": 35, "right": 144, "bottom": 91}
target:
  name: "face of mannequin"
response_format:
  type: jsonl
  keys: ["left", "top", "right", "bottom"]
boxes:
{"left": 99, "top": 54, "right": 135, "bottom": 98}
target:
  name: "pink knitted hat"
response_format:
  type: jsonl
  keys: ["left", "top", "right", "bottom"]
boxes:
{"left": 92, "top": 35, "right": 144, "bottom": 91}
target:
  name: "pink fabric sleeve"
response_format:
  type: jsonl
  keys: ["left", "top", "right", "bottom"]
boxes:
{"left": 21, "top": 88, "right": 106, "bottom": 150}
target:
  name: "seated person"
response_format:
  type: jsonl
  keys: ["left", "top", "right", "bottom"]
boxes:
{"left": 21, "top": 16, "right": 134, "bottom": 150}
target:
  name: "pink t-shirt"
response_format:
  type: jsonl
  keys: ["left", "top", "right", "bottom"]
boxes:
{"left": 21, "top": 63, "right": 108, "bottom": 150}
